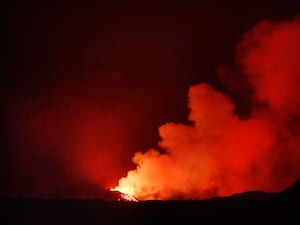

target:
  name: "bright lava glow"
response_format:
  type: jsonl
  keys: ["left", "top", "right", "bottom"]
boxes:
{"left": 110, "top": 186, "right": 138, "bottom": 202}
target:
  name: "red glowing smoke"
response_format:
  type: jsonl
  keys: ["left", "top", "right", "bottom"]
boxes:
{"left": 113, "top": 16, "right": 300, "bottom": 200}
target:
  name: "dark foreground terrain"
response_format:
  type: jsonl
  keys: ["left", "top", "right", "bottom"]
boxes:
{"left": 2, "top": 180, "right": 299, "bottom": 225}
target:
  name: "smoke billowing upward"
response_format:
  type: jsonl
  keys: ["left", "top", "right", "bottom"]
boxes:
{"left": 113, "top": 16, "right": 300, "bottom": 200}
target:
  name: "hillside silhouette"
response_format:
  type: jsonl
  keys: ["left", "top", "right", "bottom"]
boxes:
{"left": 2, "top": 178, "right": 299, "bottom": 225}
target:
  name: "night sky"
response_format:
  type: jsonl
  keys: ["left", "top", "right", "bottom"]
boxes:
{"left": 2, "top": 1, "right": 300, "bottom": 198}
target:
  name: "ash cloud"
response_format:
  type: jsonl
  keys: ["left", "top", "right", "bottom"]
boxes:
{"left": 114, "top": 16, "right": 300, "bottom": 200}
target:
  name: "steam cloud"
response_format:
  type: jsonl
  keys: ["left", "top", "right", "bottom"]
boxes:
{"left": 114, "top": 16, "right": 300, "bottom": 200}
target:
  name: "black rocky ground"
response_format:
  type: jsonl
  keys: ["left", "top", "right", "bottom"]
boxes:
{"left": 2, "top": 179, "right": 299, "bottom": 225}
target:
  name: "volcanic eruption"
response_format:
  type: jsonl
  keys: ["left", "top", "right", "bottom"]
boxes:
{"left": 112, "top": 16, "right": 300, "bottom": 200}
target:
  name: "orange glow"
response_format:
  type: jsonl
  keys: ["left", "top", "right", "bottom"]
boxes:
{"left": 110, "top": 186, "right": 138, "bottom": 201}
{"left": 112, "top": 16, "right": 300, "bottom": 200}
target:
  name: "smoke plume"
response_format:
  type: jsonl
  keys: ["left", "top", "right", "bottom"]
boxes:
{"left": 113, "top": 16, "right": 300, "bottom": 200}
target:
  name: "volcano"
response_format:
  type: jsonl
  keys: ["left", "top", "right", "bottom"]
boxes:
{"left": 3, "top": 177, "right": 299, "bottom": 225}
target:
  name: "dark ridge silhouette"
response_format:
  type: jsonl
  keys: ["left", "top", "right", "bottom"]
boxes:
{"left": 273, "top": 178, "right": 300, "bottom": 200}
{"left": 217, "top": 190, "right": 274, "bottom": 200}
{"left": 210, "top": 178, "right": 300, "bottom": 201}
{"left": 2, "top": 178, "right": 299, "bottom": 225}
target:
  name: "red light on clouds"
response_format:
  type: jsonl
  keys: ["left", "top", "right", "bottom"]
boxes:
{"left": 112, "top": 16, "right": 300, "bottom": 200}
{"left": 7, "top": 12, "right": 300, "bottom": 200}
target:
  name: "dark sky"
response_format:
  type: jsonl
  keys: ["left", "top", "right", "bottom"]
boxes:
{"left": 2, "top": 1, "right": 300, "bottom": 197}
